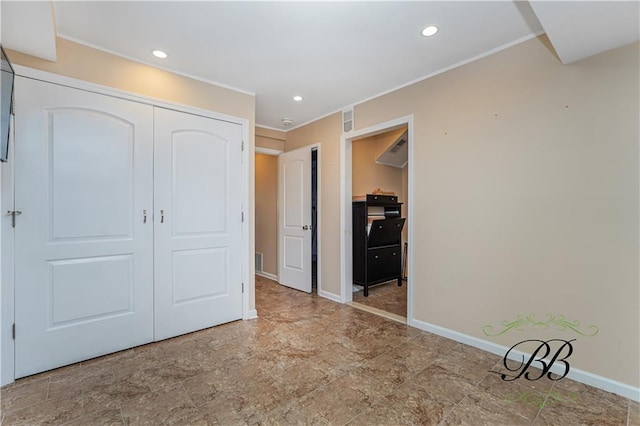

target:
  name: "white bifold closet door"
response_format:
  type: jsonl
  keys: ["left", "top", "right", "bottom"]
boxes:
{"left": 14, "top": 77, "right": 155, "bottom": 378}
{"left": 153, "top": 107, "right": 243, "bottom": 340}
{"left": 13, "top": 78, "right": 244, "bottom": 378}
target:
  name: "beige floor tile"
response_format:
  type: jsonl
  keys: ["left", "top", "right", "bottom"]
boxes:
{"left": 407, "top": 331, "right": 459, "bottom": 354}
{"left": 306, "top": 342, "right": 369, "bottom": 378}
{"left": 164, "top": 407, "right": 220, "bottom": 426}
{"left": 629, "top": 400, "right": 640, "bottom": 426}
{"left": 377, "top": 341, "right": 441, "bottom": 373}
{"left": 347, "top": 404, "right": 419, "bottom": 426}
{"left": 442, "top": 393, "right": 531, "bottom": 425}
{"left": 120, "top": 383, "right": 195, "bottom": 425}
{"left": 368, "top": 380, "right": 456, "bottom": 425}
{"left": 82, "top": 376, "right": 152, "bottom": 411}
{"left": 353, "top": 280, "right": 407, "bottom": 317}
{"left": 273, "top": 359, "right": 334, "bottom": 398}
{"left": 534, "top": 381, "right": 629, "bottom": 426}
{"left": 180, "top": 371, "right": 224, "bottom": 408}
{"left": 0, "top": 377, "right": 49, "bottom": 414}
{"left": 197, "top": 392, "right": 258, "bottom": 425}
{"left": 410, "top": 364, "right": 477, "bottom": 404}
{"left": 0, "top": 276, "right": 633, "bottom": 425}
{"left": 432, "top": 343, "right": 502, "bottom": 384}
{"left": 2, "top": 397, "right": 83, "bottom": 426}
{"left": 476, "top": 372, "right": 544, "bottom": 421}
{"left": 280, "top": 380, "right": 374, "bottom": 425}
{"left": 64, "top": 406, "right": 124, "bottom": 426}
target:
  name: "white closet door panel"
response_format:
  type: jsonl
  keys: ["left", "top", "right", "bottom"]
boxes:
{"left": 154, "top": 107, "right": 243, "bottom": 340}
{"left": 14, "top": 77, "right": 154, "bottom": 378}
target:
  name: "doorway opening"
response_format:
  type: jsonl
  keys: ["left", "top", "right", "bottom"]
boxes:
{"left": 350, "top": 127, "right": 408, "bottom": 319}
{"left": 311, "top": 148, "right": 318, "bottom": 294}
{"left": 340, "top": 116, "right": 413, "bottom": 324}
{"left": 255, "top": 150, "right": 281, "bottom": 283}
{"left": 276, "top": 143, "right": 321, "bottom": 295}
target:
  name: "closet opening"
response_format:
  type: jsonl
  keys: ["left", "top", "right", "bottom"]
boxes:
{"left": 341, "top": 116, "right": 413, "bottom": 324}
{"left": 311, "top": 148, "right": 318, "bottom": 294}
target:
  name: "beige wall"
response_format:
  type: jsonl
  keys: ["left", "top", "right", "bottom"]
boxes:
{"left": 352, "top": 128, "right": 406, "bottom": 200}
{"left": 256, "top": 127, "right": 285, "bottom": 151}
{"left": 7, "top": 38, "right": 254, "bottom": 121}
{"left": 6, "top": 38, "right": 259, "bottom": 311}
{"left": 290, "top": 37, "right": 640, "bottom": 388}
{"left": 255, "top": 154, "right": 278, "bottom": 276}
{"left": 256, "top": 136, "right": 284, "bottom": 152}
{"left": 285, "top": 113, "right": 343, "bottom": 295}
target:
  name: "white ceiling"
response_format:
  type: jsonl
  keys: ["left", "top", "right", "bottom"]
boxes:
{"left": 1, "top": 1, "right": 56, "bottom": 61}
{"left": 2, "top": 1, "right": 639, "bottom": 131}
{"left": 529, "top": 0, "right": 640, "bottom": 64}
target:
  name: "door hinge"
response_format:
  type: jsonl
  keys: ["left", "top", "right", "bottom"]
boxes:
{"left": 7, "top": 210, "right": 22, "bottom": 228}
{"left": 11, "top": 98, "right": 16, "bottom": 115}
{"left": 241, "top": 140, "right": 244, "bottom": 151}
{"left": 12, "top": 323, "right": 15, "bottom": 340}
{"left": 242, "top": 282, "right": 244, "bottom": 293}
{"left": 241, "top": 212, "right": 244, "bottom": 222}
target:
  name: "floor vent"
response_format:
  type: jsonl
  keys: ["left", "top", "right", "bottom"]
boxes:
{"left": 255, "top": 252, "right": 263, "bottom": 273}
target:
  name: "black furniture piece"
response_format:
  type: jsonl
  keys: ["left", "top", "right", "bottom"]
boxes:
{"left": 353, "top": 194, "right": 405, "bottom": 297}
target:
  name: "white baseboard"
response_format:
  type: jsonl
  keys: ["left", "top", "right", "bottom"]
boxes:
{"left": 318, "top": 289, "right": 343, "bottom": 303}
{"left": 255, "top": 271, "right": 278, "bottom": 282}
{"left": 243, "top": 309, "right": 258, "bottom": 320}
{"left": 409, "top": 318, "right": 640, "bottom": 402}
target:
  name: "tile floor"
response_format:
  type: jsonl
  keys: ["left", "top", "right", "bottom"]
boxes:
{"left": 0, "top": 276, "right": 637, "bottom": 425}
{"left": 352, "top": 280, "right": 407, "bottom": 318}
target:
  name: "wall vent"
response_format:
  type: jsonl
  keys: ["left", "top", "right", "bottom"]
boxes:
{"left": 255, "top": 252, "right": 263, "bottom": 273}
{"left": 343, "top": 108, "right": 354, "bottom": 133}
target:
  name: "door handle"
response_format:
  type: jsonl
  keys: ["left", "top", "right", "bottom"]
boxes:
{"left": 160, "top": 210, "right": 165, "bottom": 223}
{"left": 302, "top": 225, "right": 309, "bottom": 230}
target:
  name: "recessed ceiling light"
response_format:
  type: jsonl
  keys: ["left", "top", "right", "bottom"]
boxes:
{"left": 422, "top": 26, "right": 438, "bottom": 37}
{"left": 152, "top": 50, "right": 168, "bottom": 59}
{"left": 293, "top": 96, "right": 303, "bottom": 102}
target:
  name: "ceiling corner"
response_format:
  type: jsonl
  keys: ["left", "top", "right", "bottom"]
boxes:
{"left": 529, "top": 0, "right": 640, "bottom": 65}
{"left": 1, "top": 0, "right": 57, "bottom": 61}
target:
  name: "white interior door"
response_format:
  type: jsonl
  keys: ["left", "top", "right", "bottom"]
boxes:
{"left": 14, "top": 77, "right": 154, "bottom": 378}
{"left": 153, "top": 107, "right": 243, "bottom": 340}
{"left": 278, "top": 146, "right": 312, "bottom": 293}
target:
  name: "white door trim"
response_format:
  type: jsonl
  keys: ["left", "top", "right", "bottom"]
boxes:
{"left": 0, "top": 66, "right": 252, "bottom": 385}
{"left": 255, "top": 147, "right": 283, "bottom": 156}
{"left": 340, "top": 116, "right": 414, "bottom": 323}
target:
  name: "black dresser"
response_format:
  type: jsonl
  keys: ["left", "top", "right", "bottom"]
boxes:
{"left": 352, "top": 194, "right": 405, "bottom": 297}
